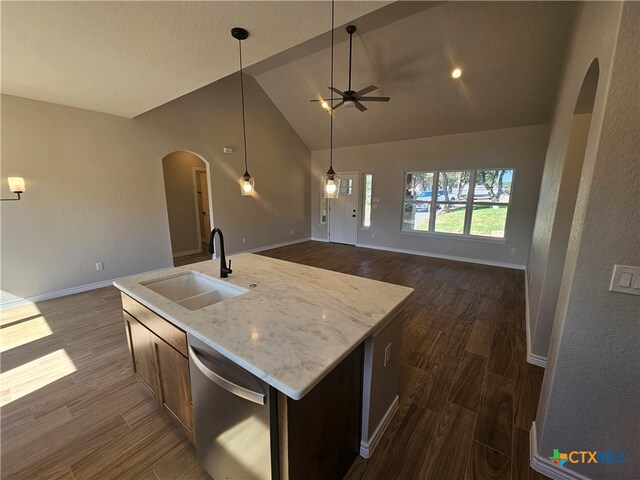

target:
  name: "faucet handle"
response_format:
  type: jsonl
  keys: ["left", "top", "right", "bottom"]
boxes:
{"left": 227, "top": 259, "right": 232, "bottom": 273}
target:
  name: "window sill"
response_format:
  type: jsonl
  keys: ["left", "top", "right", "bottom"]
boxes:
{"left": 399, "top": 230, "right": 508, "bottom": 244}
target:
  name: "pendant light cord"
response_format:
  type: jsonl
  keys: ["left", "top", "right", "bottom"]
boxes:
{"left": 238, "top": 38, "right": 249, "bottom": 174}
{"left": 329, "top": 0, "right": 335, "bottom": 170}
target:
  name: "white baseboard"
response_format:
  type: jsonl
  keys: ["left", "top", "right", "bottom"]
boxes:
{"left": 360, "top": 395, "right": 399, "bottom": 458}
{"left": 0, "top": 238, "right": 311, "bottom": 311}
{"left": 310, "top": 236, "right": 329, "bottom": 243}
{"left": 355, "top": 243, "right": 526, "bottom": 270}
{"left": 172, "top": 247, "right": 203, "bottom": 258}
{"left": 530, "top": 422, "right": 592, "bottom": 480}
{"left": 1, "top": 278, "right": 118, "bottom": 310}
{"left": 242, "top": 237, "right": 311, "bottom": 254}
{"left": 0, "top": 267, "right": 172, "bottom": 310}
{"left": 525, "top": 273, "right": 548, "bottom": 368}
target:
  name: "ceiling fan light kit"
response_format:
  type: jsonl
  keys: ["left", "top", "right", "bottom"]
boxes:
{"left": 310, "top": 24, "right": 391, "bottom": 113}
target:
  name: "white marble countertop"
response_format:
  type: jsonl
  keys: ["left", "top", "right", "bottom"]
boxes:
{"left": 113, "top": 253, "right": 413, "bottom": 400}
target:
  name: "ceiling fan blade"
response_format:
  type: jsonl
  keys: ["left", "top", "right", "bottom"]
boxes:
{"left": 354, "top": 85, "right": 378, "bottom": 97}
{"left": 328, "top": 87, "right": 346, "bottom": 97}
{"left": 310, "top": 98, "right": 342, "bottom": 102}
{"left": 332, "top": 101, "right": 345, "bottom": 110}
{"left": 354, "top": 101, "right": 368, "bottom": 112}
{"left": 358, "top": 96, "right": 391, "bottom": 102}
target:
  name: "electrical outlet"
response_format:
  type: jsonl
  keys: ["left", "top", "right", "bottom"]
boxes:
{"left": 96, "top": 262, "right": 104, "bottom": 271}
{"left": 290, "top": 229, "right": 294, "bottom": 235}
{"left": 371, "top": 232, "right": 375, "bottom": 239}
{"left": 384, "top": 343, "right": 392, "bottom": 367}
{"left": 242, "top": 238, "right": 247, "bottom": 244}
{"left": 511, "top": 248, "right": 517, "bottom": 255}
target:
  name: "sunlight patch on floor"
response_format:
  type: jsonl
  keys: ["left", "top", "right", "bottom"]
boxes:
{"left": 0, "top": 301, "right": 40, "bottom": 326}
{"left": 1, "top": 315, "right": 53, "bottom": 353}
{"left": 1, "top": 348, "right": 77, "bottom": 407}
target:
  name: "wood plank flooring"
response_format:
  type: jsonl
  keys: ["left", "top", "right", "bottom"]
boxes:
{"left": 1, "top": 241, "right": 547, "bottom": 479}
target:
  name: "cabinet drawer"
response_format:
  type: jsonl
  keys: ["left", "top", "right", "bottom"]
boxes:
{"left": 121, "top": 293, "right": 187, "bottom": 357}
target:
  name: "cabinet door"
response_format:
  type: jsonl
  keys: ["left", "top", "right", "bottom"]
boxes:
{"left": 156, "top": 338, "right": 194, "bottom": 441}
{"left": 125, "top": 312, "right": 159, "bottom": 398}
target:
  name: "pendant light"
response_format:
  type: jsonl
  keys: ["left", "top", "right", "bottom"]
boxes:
{"left": 232, "top": 27, "right": 255, "bottom": 196}
{"left": 321, "top": 0, "right": 341, "bottom": 199}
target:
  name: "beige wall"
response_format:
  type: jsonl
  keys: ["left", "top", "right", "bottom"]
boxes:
{"left": 311, "top": 124, "right": 549, "bottom": 267}
{"left": 528, "top": 113, "right": 592, "bottom": 358}
{"left": 1, "top": 73, "right": 311, "bottom": 304}
{"left": 526, "top": 0, "right": 624, "bottom": 362}
{"left": 162, "top": 151, "right": 206, "bottom": 256}
{"left": 533, "top": 2, "right": 640, "bottom": 479}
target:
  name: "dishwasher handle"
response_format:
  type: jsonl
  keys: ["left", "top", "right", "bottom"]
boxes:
{"left": 188, "top": 345, "right": 266, "bottom": 405}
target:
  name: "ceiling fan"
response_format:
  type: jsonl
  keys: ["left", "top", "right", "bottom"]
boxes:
{"left": 311, "top": 25, "right": 390, "bottom": 112}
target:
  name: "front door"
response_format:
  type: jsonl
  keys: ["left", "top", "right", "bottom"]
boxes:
{"left": 329, "top": 173, "right": 359, "bottom": 245}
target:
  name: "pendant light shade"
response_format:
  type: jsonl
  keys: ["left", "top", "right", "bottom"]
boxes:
{"left": 232, "top": 27, "right": 255, "bottom": 196}
{"left": 322, "top": 166, "right": 341, "bottom": 199}
{"left": 322, "top": 0, "right": 340, "bottom": 199}
{"left": 241, "top": 170, "right": 255, "bottom": 196}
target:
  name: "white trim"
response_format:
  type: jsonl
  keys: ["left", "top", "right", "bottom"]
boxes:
{"left": 172, "top": 247, "right": 203, "bottom": 258}
{"left": 237, "top": 237, "right": 311, "bottom": 254}
{"left": 398, "top": 230, "right": 507, "bottom": 244}
{"left": 192, "top": 167, "right": 207, "bottom": 244}
{"left": 329, "top": 171, "right": 360, "bottom": 246}
{"left": 525, "top": 274, "right": 547, "bottom": 368}
{"left": 0, "top": 267, "right": 171, "bottom": 310}
{"left": 311, "top": 236, "right": 329, "bottom": 243}
{"left": 355, "top": 242, "right": 526, "bottom": 270}
{"left": 360, "top": 395, "right": 399, "bottom": 458}
{"left": 530, "top": 422, "right": 593, "bottom": 480}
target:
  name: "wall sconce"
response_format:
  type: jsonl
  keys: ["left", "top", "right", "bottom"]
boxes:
{"left": 1, "top": 177, "right": 25, "bottom": 201}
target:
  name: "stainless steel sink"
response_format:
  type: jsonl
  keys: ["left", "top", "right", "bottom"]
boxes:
{"left": 142, "top": 271, "right": 248, "bottom": 310}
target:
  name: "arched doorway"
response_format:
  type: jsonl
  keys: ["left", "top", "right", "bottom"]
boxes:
{"left": 533, "top": 59, "right": 600, "bottom": 357}
{"left": 161, "top": 151, "right": 214, "bottom": 265}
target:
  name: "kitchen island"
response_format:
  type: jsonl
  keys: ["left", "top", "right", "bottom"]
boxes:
{"left": 114, "top": 253, "right": 413, "bottom": 479}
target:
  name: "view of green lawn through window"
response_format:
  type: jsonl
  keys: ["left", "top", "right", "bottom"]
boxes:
{"left": 402, "top": 169, "right": 513, "bottom": 238}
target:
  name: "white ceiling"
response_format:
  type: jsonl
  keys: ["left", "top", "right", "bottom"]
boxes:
{"left": 1, "top": 1, "right": 390, "bottom": 118}
{"left": 254, "top": 1, "right": 578, "bottom": 150}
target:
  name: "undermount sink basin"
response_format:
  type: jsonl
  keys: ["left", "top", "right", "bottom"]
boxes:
{"left": 142, "top": 271, "right": 248, "bottom": 310}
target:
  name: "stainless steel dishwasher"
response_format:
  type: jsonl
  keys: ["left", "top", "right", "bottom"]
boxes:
{"left": 187, "top": 334, "right": 279, "bottom": 480}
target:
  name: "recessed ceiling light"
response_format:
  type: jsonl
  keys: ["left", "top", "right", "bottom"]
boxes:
{"left": 451, "top": 68, "right": 462, "bottom": 79}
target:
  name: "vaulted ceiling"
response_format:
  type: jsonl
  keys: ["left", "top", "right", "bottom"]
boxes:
{"left": 1, "top": 1, "right": 390, "bottom": 118}
{"left": 1, "top": 1, "right": 578, "bottom": 149}
{"left": 253, "top": 1, "right": 578, "bottom": 149}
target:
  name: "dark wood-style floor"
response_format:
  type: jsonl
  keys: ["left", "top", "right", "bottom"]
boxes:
{"left": 0, "top": 241, "right": 547, "bottom": 479}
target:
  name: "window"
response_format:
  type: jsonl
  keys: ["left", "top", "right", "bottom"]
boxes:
{"left": 319, "top": 177, "right": 328, "bottom": 224}
{"left": 470, "top": 169, "right": 513, "bottom": 238}
{"left": 401, "top": 168, "right": 514, "bottom": 239}
{"left": 362, "top": 174, "right": 373, "bottom": 228}
{"left": 434, "top": 171, "right": 470, "bottom": 234}
{"left": 402, "top": 172, "right": 434, "bottom": 232}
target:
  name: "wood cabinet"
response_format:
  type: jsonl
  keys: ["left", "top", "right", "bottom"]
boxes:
{"left": 124, "top": 312, "right": 159, "bottom": 399}
{"left": 121, "top": 294, "right": 194, "bottom": 443}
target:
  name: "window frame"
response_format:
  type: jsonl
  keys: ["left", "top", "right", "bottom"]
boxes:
{"left": 318, "top": 175, "right": 328, "bottom": 225}
{"left": 400, "top": 168, "right": 515, "bottom": 240}
{"left": 361, "top": 173, "right": 373, "bottom": 229}
{"left": 401, "top": 171, "right": 436, "bottom": 233}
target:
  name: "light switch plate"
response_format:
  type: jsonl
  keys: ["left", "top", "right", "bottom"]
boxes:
{"left": 609, "top": 265, "right": 640, "bottom": 295}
